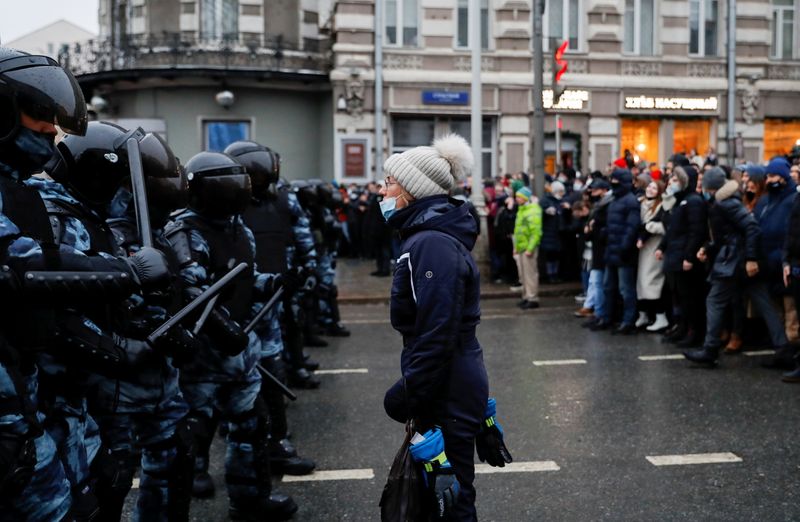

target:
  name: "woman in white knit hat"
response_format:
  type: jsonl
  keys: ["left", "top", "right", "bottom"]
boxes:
{"left": 380, "top": 135, "right": 511, "bottom": 520}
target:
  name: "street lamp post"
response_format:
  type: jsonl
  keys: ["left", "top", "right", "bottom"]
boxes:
{"left": 469, "top": 0, "right": 483, "bottom": 208}
{"left": 532, "top": 0, "right": 545, "bottom": 196}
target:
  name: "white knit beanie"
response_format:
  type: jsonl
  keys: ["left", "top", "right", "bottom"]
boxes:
{"left": 383, "top": 134, "right": 474, "bottom": 199}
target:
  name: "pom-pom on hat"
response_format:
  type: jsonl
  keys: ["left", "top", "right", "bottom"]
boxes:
{"left": 384, "top": 134, "right": 475, "bottom": 200}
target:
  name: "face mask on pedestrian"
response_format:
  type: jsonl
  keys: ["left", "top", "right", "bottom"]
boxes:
{"left": 379, "top": 196, "right": 397, "bottom": 220}
{"left": 573, "top": 181, "right": 583, "bottom": 192}
{"left": 589, "top": 193, "right": 602, "bottom": 202}
{"left": 745, "top": 190, "right": 756, "bottom": 201}
{"left": 702, "top": 190, "right": 713, "bottom": 201}
{"left": 665, "top": 182, "right": 681, "bottom": 196}
{"left": 611, "top": 182, "right": 625, "bottom": 196}
{"left": 767, "top": 180, "right": 784, "bottom": 193}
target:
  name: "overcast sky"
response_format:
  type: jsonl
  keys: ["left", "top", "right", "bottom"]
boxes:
{"left": 1, "top": 1, "right": 100, "bottom": 43}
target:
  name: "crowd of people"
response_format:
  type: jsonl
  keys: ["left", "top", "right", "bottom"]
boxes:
{"left": 0, "top": 47, "right": 351, "bottom": 521}
{"left": 484, "top": 147, "right": 800, "bottom": 382}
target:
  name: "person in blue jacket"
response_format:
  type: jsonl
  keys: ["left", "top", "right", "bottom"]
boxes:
{"left": 380, "top": 134, "right": 493, "bottom": 521}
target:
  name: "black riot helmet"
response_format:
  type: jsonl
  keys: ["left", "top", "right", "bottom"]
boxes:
{"left": 223, "top": 140, "right": 280, "bottom": 194}
{"left": 309, "top": 179, "right": 342, "bottom": 209}
{"left": 0, "top": 48, "right": 87, "bottom": 142}
{"left": 185, "top": 151, "right": 251, "bottom": 219}
{"left": 47, "top": 121, "right": 187, "bottom": 224}
{"left": 291, "top": 179, "right": 319, "bottom": 209}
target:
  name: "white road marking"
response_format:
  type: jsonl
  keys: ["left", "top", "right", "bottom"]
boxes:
{"left": 282, "top": 468, "right": 375, "bottom": 483}
{"left": 132, "top": 477, "right": 140, "bottom": 489}
{"left": 315, "top": 368, "right": 369, "bottom": 375}
{"left": 533, "top": 359, "right": 587, "bottom": 366}
{"left": 638, "top": 354, "right": 685, "bottom": 361}
{"left": 475, "top": 461, "right": 561, "bottom": 474}
{"left": 744, "top": 350, "right": 776, "bottom": 357}
{"left": 646, "top": 452, "right": 743, "bottom": 466}
{"left": 345, "top": 319, "right": 391, "bottom": 325}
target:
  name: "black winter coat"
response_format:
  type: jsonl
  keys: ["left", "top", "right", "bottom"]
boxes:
{"left": 540, "top": 194, "right": 564, "bottom": 253}
{"left": 658, "top": 190, "right": 708, "bottom": 273}
{"left": 383, "top": 195, "right": 489, "bottom": 429}
{"left": 604, "top": 187, "right": 641, "bottom": 267}
{"left": 588, "top": 194, "right": 612, "bottom": 270}
{"left": 706, "top": 181, "right": 761, "bottom": 280}
{"left": 782, "top": 193, "right": 800, "bottom": 268}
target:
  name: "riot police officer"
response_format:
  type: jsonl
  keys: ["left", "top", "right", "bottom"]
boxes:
{"left": 0, "top": 47, "right": 168, "bottom": 521}
{"left": 226, "top": 140, "right": 317, "bottom": 476}
{"left": 165, "top": 151, "right": 297, "bottom": 521}
{"left": 41, "top": 120, "right": 197, "bottom": 521}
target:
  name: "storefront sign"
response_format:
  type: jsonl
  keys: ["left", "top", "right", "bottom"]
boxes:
{"left": 422, "top": 91, "right": 469, "bottom": 105}
{"left": 624, "top": 95, "right": 718, "bottom": 111}
{"left": 544, "top": 89, "right": 589, "bottom": 110}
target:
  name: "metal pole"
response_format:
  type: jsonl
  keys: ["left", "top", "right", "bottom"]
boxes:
{"left": 374, "top": 0, "right": 384, "bottom": 182}
{"left": 469, "top": 0, "right": 483, "bottom": 205}
{"left": 726, "top": 0, "right": 737, "bottom": 166}
{"left": 532, "top": 0, "right": 545, "bottom": 196}
{"left": 555, "top": 114, "right": 562, "bottom": 173}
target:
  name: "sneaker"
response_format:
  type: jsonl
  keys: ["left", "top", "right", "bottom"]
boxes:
{"left": 573, "top": 307, "right": 593, "bottom": 318}
{"left": 510, "top": 285, "right": 523, "bottom": 293}
{"left": 634, "top": 312, "right": 650, "bottom": 329}
{"left": 589, "top": 320, "right": 611, "bottom": 331}
{"left": 646, "top": 314, "right": 669, "bottom": 332}
{"left": 574, "top": 294, "right": 586, "bottom": 304}
{"left": 520, "top": 300, "right": 540, "bottom": 310}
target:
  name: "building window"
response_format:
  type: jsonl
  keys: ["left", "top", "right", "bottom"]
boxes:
{"left": 391, "top": 116, "right": 495, "bottom": 178}
{"left": 181, "top": 2, "right": 196, "bottom": 15}
{"left": 620, "top": 119, "right": 660, "bottom": 166}
{"left": 201, "top": 0, "right": 239, "bottom": 40}
{"left": 764, "top": 119, "right": 800, "bottom": 161}
{"left": 133, "top": 5, "right": 145, "bottom": 17}
{"left": 385, "top": 0, "right": 419, "bottom": 47}
{"left": 673, "top": 119, "right": 711, "bottom": 157}
{"left": 623, "top": 0, "right": 655, "bottom": 55}
{"left": 771, "top": 0, "right": 797, "bottom": 60}
{"left": 241, "top": 4, "right": 261, "bottom": 16}
{"left": 545, "top": 0, "right": 581, "bottom": 51}
{"left": 689, "top": 0, "right": 719, "bottom": 56}
{"left": 456, "top": 0, "right": 489, "bottom": 49}
{"left": 203, "top": 120, "right": 250, "bottom": 152}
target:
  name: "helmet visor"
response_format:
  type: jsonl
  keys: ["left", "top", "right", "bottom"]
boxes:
{"left": 2, "top": 56, "right": 87, "bottom": 135}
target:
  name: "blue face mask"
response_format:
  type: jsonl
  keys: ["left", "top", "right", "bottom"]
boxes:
{"left": 14, "top": 127, "right": 56, "bottom": 172}
{"left": 379, "top": 197, "right": 397, "bottom": 221}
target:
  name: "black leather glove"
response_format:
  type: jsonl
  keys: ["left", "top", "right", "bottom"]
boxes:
{"left": 475, "top": 398, "right": 513, "bottom": 467}
{"left": 125, "top": 246, "right": 171, "bottom": 292}
{"left": 276, "top": 267, "right": 305, "bottom": 295}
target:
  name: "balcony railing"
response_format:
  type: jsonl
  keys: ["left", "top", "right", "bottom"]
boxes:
{"left": 58, "top": 32, "right": 332, "bottom": 77}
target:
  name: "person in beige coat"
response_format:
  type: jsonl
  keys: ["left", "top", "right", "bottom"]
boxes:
{"left": 636, "top": 181, "right": 669, "bottom": 331}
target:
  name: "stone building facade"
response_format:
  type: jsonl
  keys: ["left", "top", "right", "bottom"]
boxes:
{"left": 331, "top": 0, "right": 800, "bottom": 183}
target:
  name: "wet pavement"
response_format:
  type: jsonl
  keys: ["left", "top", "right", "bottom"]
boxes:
{"left": 126, "top": 296, "right": 800, "bottom": 521}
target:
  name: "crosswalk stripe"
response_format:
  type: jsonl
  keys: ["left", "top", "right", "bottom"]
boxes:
{"left": 743, "top": 350, "right": 776, "bottom": 357}
{"left": 646, "top": 452, "right": 742, "bottom": 466}
{"left": 475, "top": 461, "right": 560, "bottom": 474}
{"left": 345, "top": 319, "right": 391, "bottom": 324}
{"left": 282, "top": 468, "right": 375, "bottom": 483}
{"left": 315, "top": 368, "right": 369, "bottom": 375}
{"left": 533, "top": 359, "right": 587, "bottom": 366}
{"left": 638, "top": 354, "right": 685, "bottom": 361}
{"left": 132, "top": 477, "right": 140, "bottom": 489}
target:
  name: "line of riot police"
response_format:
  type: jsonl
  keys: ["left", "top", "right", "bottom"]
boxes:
{"left": 0, "top": 47, "right": 347, "bottom": 522}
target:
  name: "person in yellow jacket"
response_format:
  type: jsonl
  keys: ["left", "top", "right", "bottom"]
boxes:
{"left": 513, "top": 186, "right": 543, "bottom": 309}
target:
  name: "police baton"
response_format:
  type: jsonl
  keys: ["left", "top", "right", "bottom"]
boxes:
{"left": 256, "top": 363, "right": 297, "bottom": 401}
{"left": 147, "top": 262, "right": 248, "bottom": 344}
{"left": 243, "top": 287, "right": 284, "bottom": 335}
{"left": 125, "top": 134, "right": 153, "bottom": 248}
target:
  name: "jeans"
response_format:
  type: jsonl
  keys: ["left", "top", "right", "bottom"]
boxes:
{"left": 602, "top": 265, "right": 637, "bottom": 326}
{"left": 585, "top": 269, "right": 605, "bottom": 316}
{"left": 705, "top": 276, "right": 789, "bottom": 348}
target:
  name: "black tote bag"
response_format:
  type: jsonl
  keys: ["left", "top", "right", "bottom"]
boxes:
{"left": 379, "top": 422, "right": 427, "bottom": 522}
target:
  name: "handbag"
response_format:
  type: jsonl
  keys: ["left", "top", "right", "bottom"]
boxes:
{"left": 379, "top": 421, "right": 427, "bottom": 522}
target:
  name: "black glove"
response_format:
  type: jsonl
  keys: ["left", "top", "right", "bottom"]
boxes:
{"left": 125, "top": 246, "right": 171, "bottom": 292}
{"left": 476, "top": 398, "right": 513, "bottom": 467}
{"left": 276, "top": 267, "right": 305, "bottom": 295}
{"left": 150, "top": 326, "right": 199, "bottom": 367}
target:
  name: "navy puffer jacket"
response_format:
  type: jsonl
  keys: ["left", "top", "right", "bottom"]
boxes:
{"left": 604, "top": 169, "right": 641, "bottom": 267}
{"left": 753, "top": 179, "right": 796, "bottom": 294}
{"left": 383, "top": 195, "right": 489, "bottom": 429}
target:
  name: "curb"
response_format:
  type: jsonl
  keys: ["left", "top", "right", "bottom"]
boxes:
{"left": 340, "top": 284, "right": 581, "bottom": 305}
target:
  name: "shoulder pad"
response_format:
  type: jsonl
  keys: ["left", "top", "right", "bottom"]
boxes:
{"left": 163, "top": 222, "right": 193, "bottom": 266}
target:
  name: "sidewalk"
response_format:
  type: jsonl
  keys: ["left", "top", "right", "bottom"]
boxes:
{"left": 336, "top": 257, "right": 581, "bottom": 304}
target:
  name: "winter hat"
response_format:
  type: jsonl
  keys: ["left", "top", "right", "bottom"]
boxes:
{"left": 384, "top": 134, "right": 474, "bottom": 200}
{"left": 636, "top": 172, "right": 653, "bottom": 186}
{"left": 510, "top": 179, "right": 524, "bottom": 194}
{"left": 551, "top": 180, "right": 566, "bottom": 196}
{"left": 766, "top": 157, "right": 791, "bottom": 182}
{"left": 671, "top": 153, "right": 691, "bottom": 167}
{"left": 515, "top": 186, "right": 532, "bottom": 201}
{"left": 702, "top": 166, "right": 727, "bottom": 191}
{"left": 591, "top": 179, "right": 610, "bottom": 191}
{"left": 651, "top": 169, "right": 663, "bottom": 181}
{"left": 613, "top": 157, "right": 628, "bottom": 168}
{"left": 745, "top": 165, "right": 766, "bottom": 184}
{"left": 610, "top": 168, "right": 633, "bottom": 186}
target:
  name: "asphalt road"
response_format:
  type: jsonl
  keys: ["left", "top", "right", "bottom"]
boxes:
{"left": 127, "top": 296, "right": 800, "bottom": 521}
